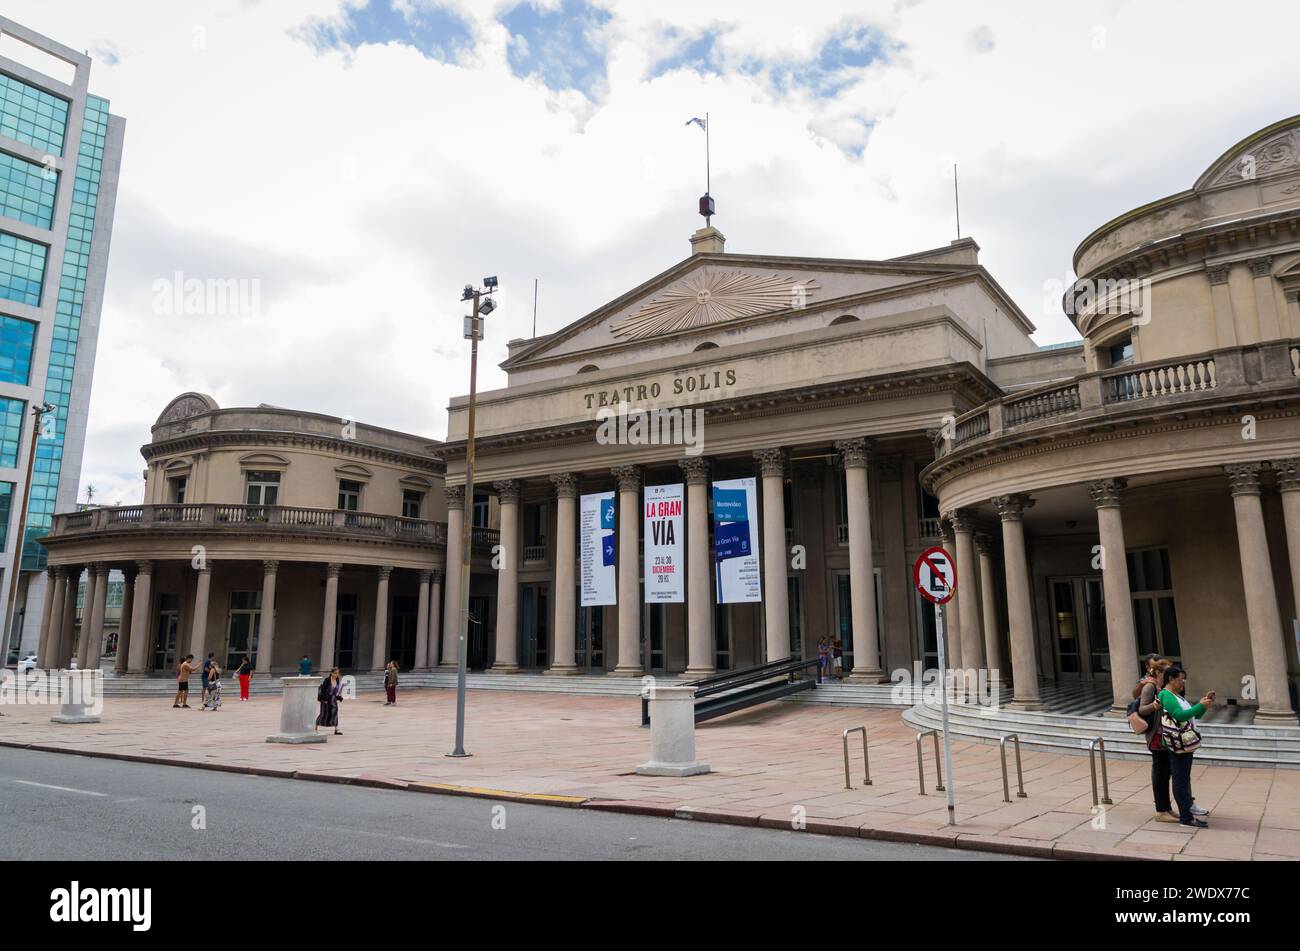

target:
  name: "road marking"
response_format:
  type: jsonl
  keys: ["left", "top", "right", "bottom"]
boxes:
{"left": 410, "top": 781, "right": 584, "bottom": 804}
{"left": 14, "top": 780, "right": 107, "bottom": 797}
{"left": 333, "top": 826, "right": 467, "bottom": 849}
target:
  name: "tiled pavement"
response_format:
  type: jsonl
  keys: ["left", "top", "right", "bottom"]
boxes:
{"left": 3, "top": 687, "right": 1299, "bottom": 861}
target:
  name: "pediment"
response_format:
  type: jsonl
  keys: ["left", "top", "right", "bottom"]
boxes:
{"left": 238, "top": 452, "right": 290, "bottom": 469}
{"left": 1197, "top": 117, "right": 1300, "bottom": 190}
{"left": 334, "top": 463, "right": 374, "bottom": 481}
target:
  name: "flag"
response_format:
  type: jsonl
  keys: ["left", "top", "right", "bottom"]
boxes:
{"left": 685, "top": 116, "right": 707, "bottom": 131}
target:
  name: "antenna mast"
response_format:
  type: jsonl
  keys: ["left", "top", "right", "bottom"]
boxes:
{"left": 953, "top": 163, "right": 961, "bottom": 240}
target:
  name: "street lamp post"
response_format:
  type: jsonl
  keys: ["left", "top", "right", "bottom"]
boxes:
{"left": 448, "top": 278, "right": 496, "bottom": 758}
{"left": 2, "top": 402, "right": 53, "bottom": 669}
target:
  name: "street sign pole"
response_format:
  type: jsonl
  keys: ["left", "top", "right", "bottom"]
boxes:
{"left": 934, "top": 601, "right": 956, "bottom": 826}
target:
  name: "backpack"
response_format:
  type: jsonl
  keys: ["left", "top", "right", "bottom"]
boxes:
{"left": 1125, "top": 694, "right": 1153, "bottom": 734}
{"left": 317, "top": 679, "right": 331, "bottom": 703}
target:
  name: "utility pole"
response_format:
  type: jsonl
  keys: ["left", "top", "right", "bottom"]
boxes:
{"left": 2, "top": 402, "right": 53, "bottom": 667}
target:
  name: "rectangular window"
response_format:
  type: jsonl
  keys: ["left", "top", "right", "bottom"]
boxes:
{"left": 338, "top": 479, "right": 362, "bottom": 511}
{"left": 0, "top": 396, "right": 24, "bottom": 467}
{"left": 472, "top": 493, "right": 489, "bottom": 528}
{"left": 0, "top": 480, "right": 12, "bottom": 551}
{"left": 0, "top": 231, "right": 47, "bottom": 306}
{"left": 401, "top": 489, "right": 423, "bottom": 519}
{"left": 0, "top": 314, "right": 36, "bottom": 384}
{"left": 0, "top": 73, "right": 70, "bottom": 155}
{"left": 244, "top": 470, "right": 280, "bottom": 506}
{"left": 0, "top": 151, "right": 57, "bottom": 229}
{"left": 169, "top": 476, "right": 187, "bottom": 504}
{"left": 1127, "top": 547, "right": 1179, "bottom": 660}
{"left": 523, "top": 502, "right": 547, "bottom": 546}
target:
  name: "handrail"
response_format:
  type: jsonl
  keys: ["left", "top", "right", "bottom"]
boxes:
{"left": 1088, "top": 736, "right": 1113, "bottom": 807}
{"left": 915, "top": 729, "right": 945, "bottom": 794}
{"left": 999, "top": 733, "right": 1027, "bottom": 803}
{"left": 842, "top": 725, "right": 871, "bottom": 789}
{"left": 642, "top": 657, "right": 820, "bottom": 726}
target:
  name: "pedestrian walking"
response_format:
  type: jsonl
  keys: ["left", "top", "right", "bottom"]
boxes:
{"left": 204, "top": 661, "right": 223, "bottom": 710}
{"left": 173, "top": 654, "right": 196, "bottom": 708}
{"left": 384, "top": 661, "right": 398, "bottom": 705}
{"left": 816, "top": 637, "right": 829, "bottom": 683}
{"left": 315, "top": 667, "right": 343, "bottom": 735}
{"left": 1159, "top": 665, "right": 1214, "bottom": 828}
{"left": 201, "top": 652, "right": 215, "bottom": 697}
{"left": 236, "top": 655, "right": 252, "bottom": 701}
{"left": 831, "top": 637, "right": 844, "bottom": 681}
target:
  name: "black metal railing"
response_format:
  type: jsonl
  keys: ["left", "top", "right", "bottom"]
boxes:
{"left": 641, "top": 656, "right": 820, "bottom": 726}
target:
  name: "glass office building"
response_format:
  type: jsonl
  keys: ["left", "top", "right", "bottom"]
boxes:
{"left": 0, "top": 18, "right": 124, "bottom": 663}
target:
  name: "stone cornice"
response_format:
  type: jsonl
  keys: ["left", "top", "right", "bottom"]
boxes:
{"left": 142, "top": 429, "right": 444, "bottom": 473}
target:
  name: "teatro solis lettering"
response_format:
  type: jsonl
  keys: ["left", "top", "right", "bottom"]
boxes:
{"left": 583, "top": 368, "right": 737, "bottom": 409}
{"left": 49, "top": 881, "right": 152, "bottom": 932}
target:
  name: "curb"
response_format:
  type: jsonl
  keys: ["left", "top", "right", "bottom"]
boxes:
{"left": 0, "top": 738, "right": 1160, "bottom": 860}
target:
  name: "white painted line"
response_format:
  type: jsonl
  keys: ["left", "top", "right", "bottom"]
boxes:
{"left": 334, "top": 826, "right": 467, "bottom": 850}
{"left": 14, "top": 780, "right": 108, "bottom": 797}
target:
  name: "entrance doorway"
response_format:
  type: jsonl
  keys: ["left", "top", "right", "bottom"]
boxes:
{"left": 576, "top": 602, "right": 605, "bottom": 672}
{"left": 1049, "top": 576, "right": 1109, "bottom": 680}
{"left": 224, "top": 591, "right": 262, "bottom": 670}
{"left": 520, "top": 584, "right": 549, "bottom": 669}
{"left": 390, "top": 596, "right": 417, "bottom": 669}
{"left": 334, "top": 593, "right": 358, "bottom": 670}
{"left": 468, "top": 595, "right": 490, "bottom": 670}
{"left": 152, "top": 594, "right": 180, "bottom": 672}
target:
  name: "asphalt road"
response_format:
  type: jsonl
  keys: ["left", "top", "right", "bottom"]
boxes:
{"left": 0, "top": 747, "right": 1031, "bottom": 861}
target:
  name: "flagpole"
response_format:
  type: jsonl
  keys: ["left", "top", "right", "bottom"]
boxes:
{"left": 705, "top": 112, "right": 710, "bottom": 196}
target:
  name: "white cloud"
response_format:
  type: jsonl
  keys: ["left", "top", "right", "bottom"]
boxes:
{"left": 2, "top": 0, "right": 1297, "bottom": 508}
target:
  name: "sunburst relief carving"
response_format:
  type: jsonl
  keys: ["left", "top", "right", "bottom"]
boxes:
{"left": 610, "top": 271, "right": 819, "bottom": 339}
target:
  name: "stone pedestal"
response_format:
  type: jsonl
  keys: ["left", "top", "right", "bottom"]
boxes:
{"left": 50, "top": 670, "right": 102, "bottom": 724}
{"left": 266, "top": 676, "right": 327, "bottom": 744}
{"left": 636, "top": 685, "right": 710, "bottom": 777}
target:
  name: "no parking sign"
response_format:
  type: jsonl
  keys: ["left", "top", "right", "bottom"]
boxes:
{"left": 913, "top": 546, "right": 956, "bottom": 605}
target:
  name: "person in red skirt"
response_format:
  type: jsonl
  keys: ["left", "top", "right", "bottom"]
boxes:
{"left": 236, "top": 655, "right": 253, "bottom": 701}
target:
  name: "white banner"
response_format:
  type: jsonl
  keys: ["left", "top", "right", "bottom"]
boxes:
{"left": 643, "top": 483, "right": 684, "bottom": 603}
{"left": 712, "top": 477, "right": 762, "bottom": 604}
{"left": 580, "top": 491, "right": 617, "bottom": 607}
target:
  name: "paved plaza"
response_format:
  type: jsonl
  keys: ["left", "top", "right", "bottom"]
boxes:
{"left": 2, "top": 687, "right": 1298, "bottom": 860}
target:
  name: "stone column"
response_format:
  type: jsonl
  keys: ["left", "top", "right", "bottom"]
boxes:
{"left": 440, "top": 486, "right": 465, "bottom": 667}
{"left": 1089, "top": 478, "right": 1141, "bottom": 709}
{"left": 1248, "top": 257, "right": 1282, "bottom": 340}
{"left": 1227, "top": 463, "right": 1298, "bottom": 723}
{"left": 127, "top": 562, "right": 155, "bottom": 674}
{"left": 493, "top": 480, "right": 521, "bottom": 671}
{"left": 414, "top": 570, "right": 432, "bottom": 670}
{"left": 679, "top": 456, "right": 714, "bottom": 675}
{"left": 319, "top": 564, "right": 341, "bottom": 668}
{"left": 370, "top": 566, "right": 392, "bottom": 671}
{"left": 75, "top": 566, "right": 99, "bottom": 670}
{"left": 993, "top": 494, "right": 1042, "bottom": 709}
{"left": 115, "top": 567, "right": 137, "bottom": 674}
{"left": 950, "top": 509, "right": 985, "bottom": 672}
{"left": 427, "top": 570, "right": 442, "bottom": 669}
{"left": 1207, "top": 263, "right": 1239, "bottom": 348}
{"left": 58, "top": 568, "right": 79, "bottom": 669}
{"left": 40, "top": 568, "right": 66, "bottom": 669}
{"left": 612, "top": 465, "right": 643, "bottom": 676}
{"left": 187, "top": 565, "right": 212, "bottom": 665}
{"left": 835, "top": 439, "right": 884, "bottom": 682}
{"left": 755, "top": 448, "right": 791, "bottom": 664}
{"left": 81, "top": 565, "right": 110, "bottom": 670}
{"left": 549, "top": 473, "right": 580, "bottom": 674}
{"left": 36, "top": 566, "right": 57, "bottom": 668}
{"left": 256, "top": 561, "right": 277, "bottom": 675}
{"left": 939, "top": 520, "right": 963, "bottom": 671}
{"left": 975, "top": 535, "right": 1003, "bottom": 680}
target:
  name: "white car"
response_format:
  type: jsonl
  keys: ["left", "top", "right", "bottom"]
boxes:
{"left": 17, "top": 654, "right": 38, "bottom": 672}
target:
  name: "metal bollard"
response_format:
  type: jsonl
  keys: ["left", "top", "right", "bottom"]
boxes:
{"left": 915, "top": 729, "right": 945, "bottom": 794}
{"left": 999, "top": 733, "right": 1028, "bottom": 803}
{"left": 1088, "top": 736, "right": 1113, "bottom": 806}
{"left": 842, "top": 726, "right": 871, "bottom": 789}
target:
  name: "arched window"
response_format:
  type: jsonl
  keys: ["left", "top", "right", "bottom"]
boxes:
{"left": 578, "top": 364, "right": 599, "bottom": 373}
{"left": 693, "top": 342, "right": 719, "bottom": 352}
{"left": 830, "top": 315, "right": 860, "bottom": 327}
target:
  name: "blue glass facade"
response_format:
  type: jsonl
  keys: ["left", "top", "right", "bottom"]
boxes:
{"left": 0, "top": 480, "right": 12, "bottom": 553}
{"left": 0, "top": 72, "right": 69, "bottom": 156}
{"left": 0, "top": 150, "right": 57, "bottom": 228}
{"left": 23, "top": 95, "right": 110, "bottom": 569}
{"left": 0, "top": 314, "right": 36, "bottom": 384}
{"left": 0, "top": 231, "right": 46, "bottom": 306}
{"left": 0, "top": 395, "right": 22, "bottom": 468}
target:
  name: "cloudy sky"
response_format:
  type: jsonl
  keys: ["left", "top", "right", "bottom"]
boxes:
{"left": 6, "top": 0, "right": 1299, "bottom": 506}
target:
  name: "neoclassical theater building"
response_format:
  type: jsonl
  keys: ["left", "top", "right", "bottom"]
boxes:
{"left": 31, "top": 115, "right": 1300, "bottom": 729}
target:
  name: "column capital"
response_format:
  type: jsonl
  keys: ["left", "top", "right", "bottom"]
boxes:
{"left": 376, "top": 565, "right": 393, "bottom": 581}
{"left": 1087, "top": 477, "right": 1128, "bottom": 508}
{"left": 834, "top": 438, "right": 871, "bottom": 469}
{"left": 194, "top": 563, "right": 212, "bottom": 576}
{"left": 444, "top": 485, "right": 466, "bottom": 510}
{"left": 611, "top": 464, "right": 642, "bottom": 493}
{"left": 551, "top": 472, "right": 580, "bottom": 499}
{"left": 326, "top": 563, "right": 343, "bottom": 579}
{"left": 1271, "top": 458, "right": 1300, "bottom": 492}
{"left": 418, "top": 570, "right": 433, "bottom": 584}
{"left": 992, "top": 493, "right": 1034, "bottom": 521}
{"left": 945, "top": 508, "right": 979, "bottom": 533}
{"left": 45, "top": 565, "right": 59, "bottom": 581}
{"left": 262, "top": 559, "right": 279, "bottom": 574}
{"left": 678, "top": 456, "right": 711, "bottom": 485}
{"left": 975, "top": 532, "right": 996, "bottom": 556}
{"left": 1225, "top": 462, "right": 1264, "bottom": 496}
{"left": 91, "top": 562, "right": 110, "bottom": 577}
{"left": 493, "top": 479, "right": 521, "bottom": 504}
{"left": 1206, "top": 262, "right": 1232, "bottom": 285}
{"left": 753, "top": 448, "right": 786, "bottom": 479}
{"left": 1247, "top": 255, "right": 1274, "bottom": 278}
{"left": 136, "top": 560, "right": 154, "bottom": 576}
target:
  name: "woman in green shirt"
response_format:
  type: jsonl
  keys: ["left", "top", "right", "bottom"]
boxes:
{"left": 1158, "top": 666, "right": 1214, "bottom": 828}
